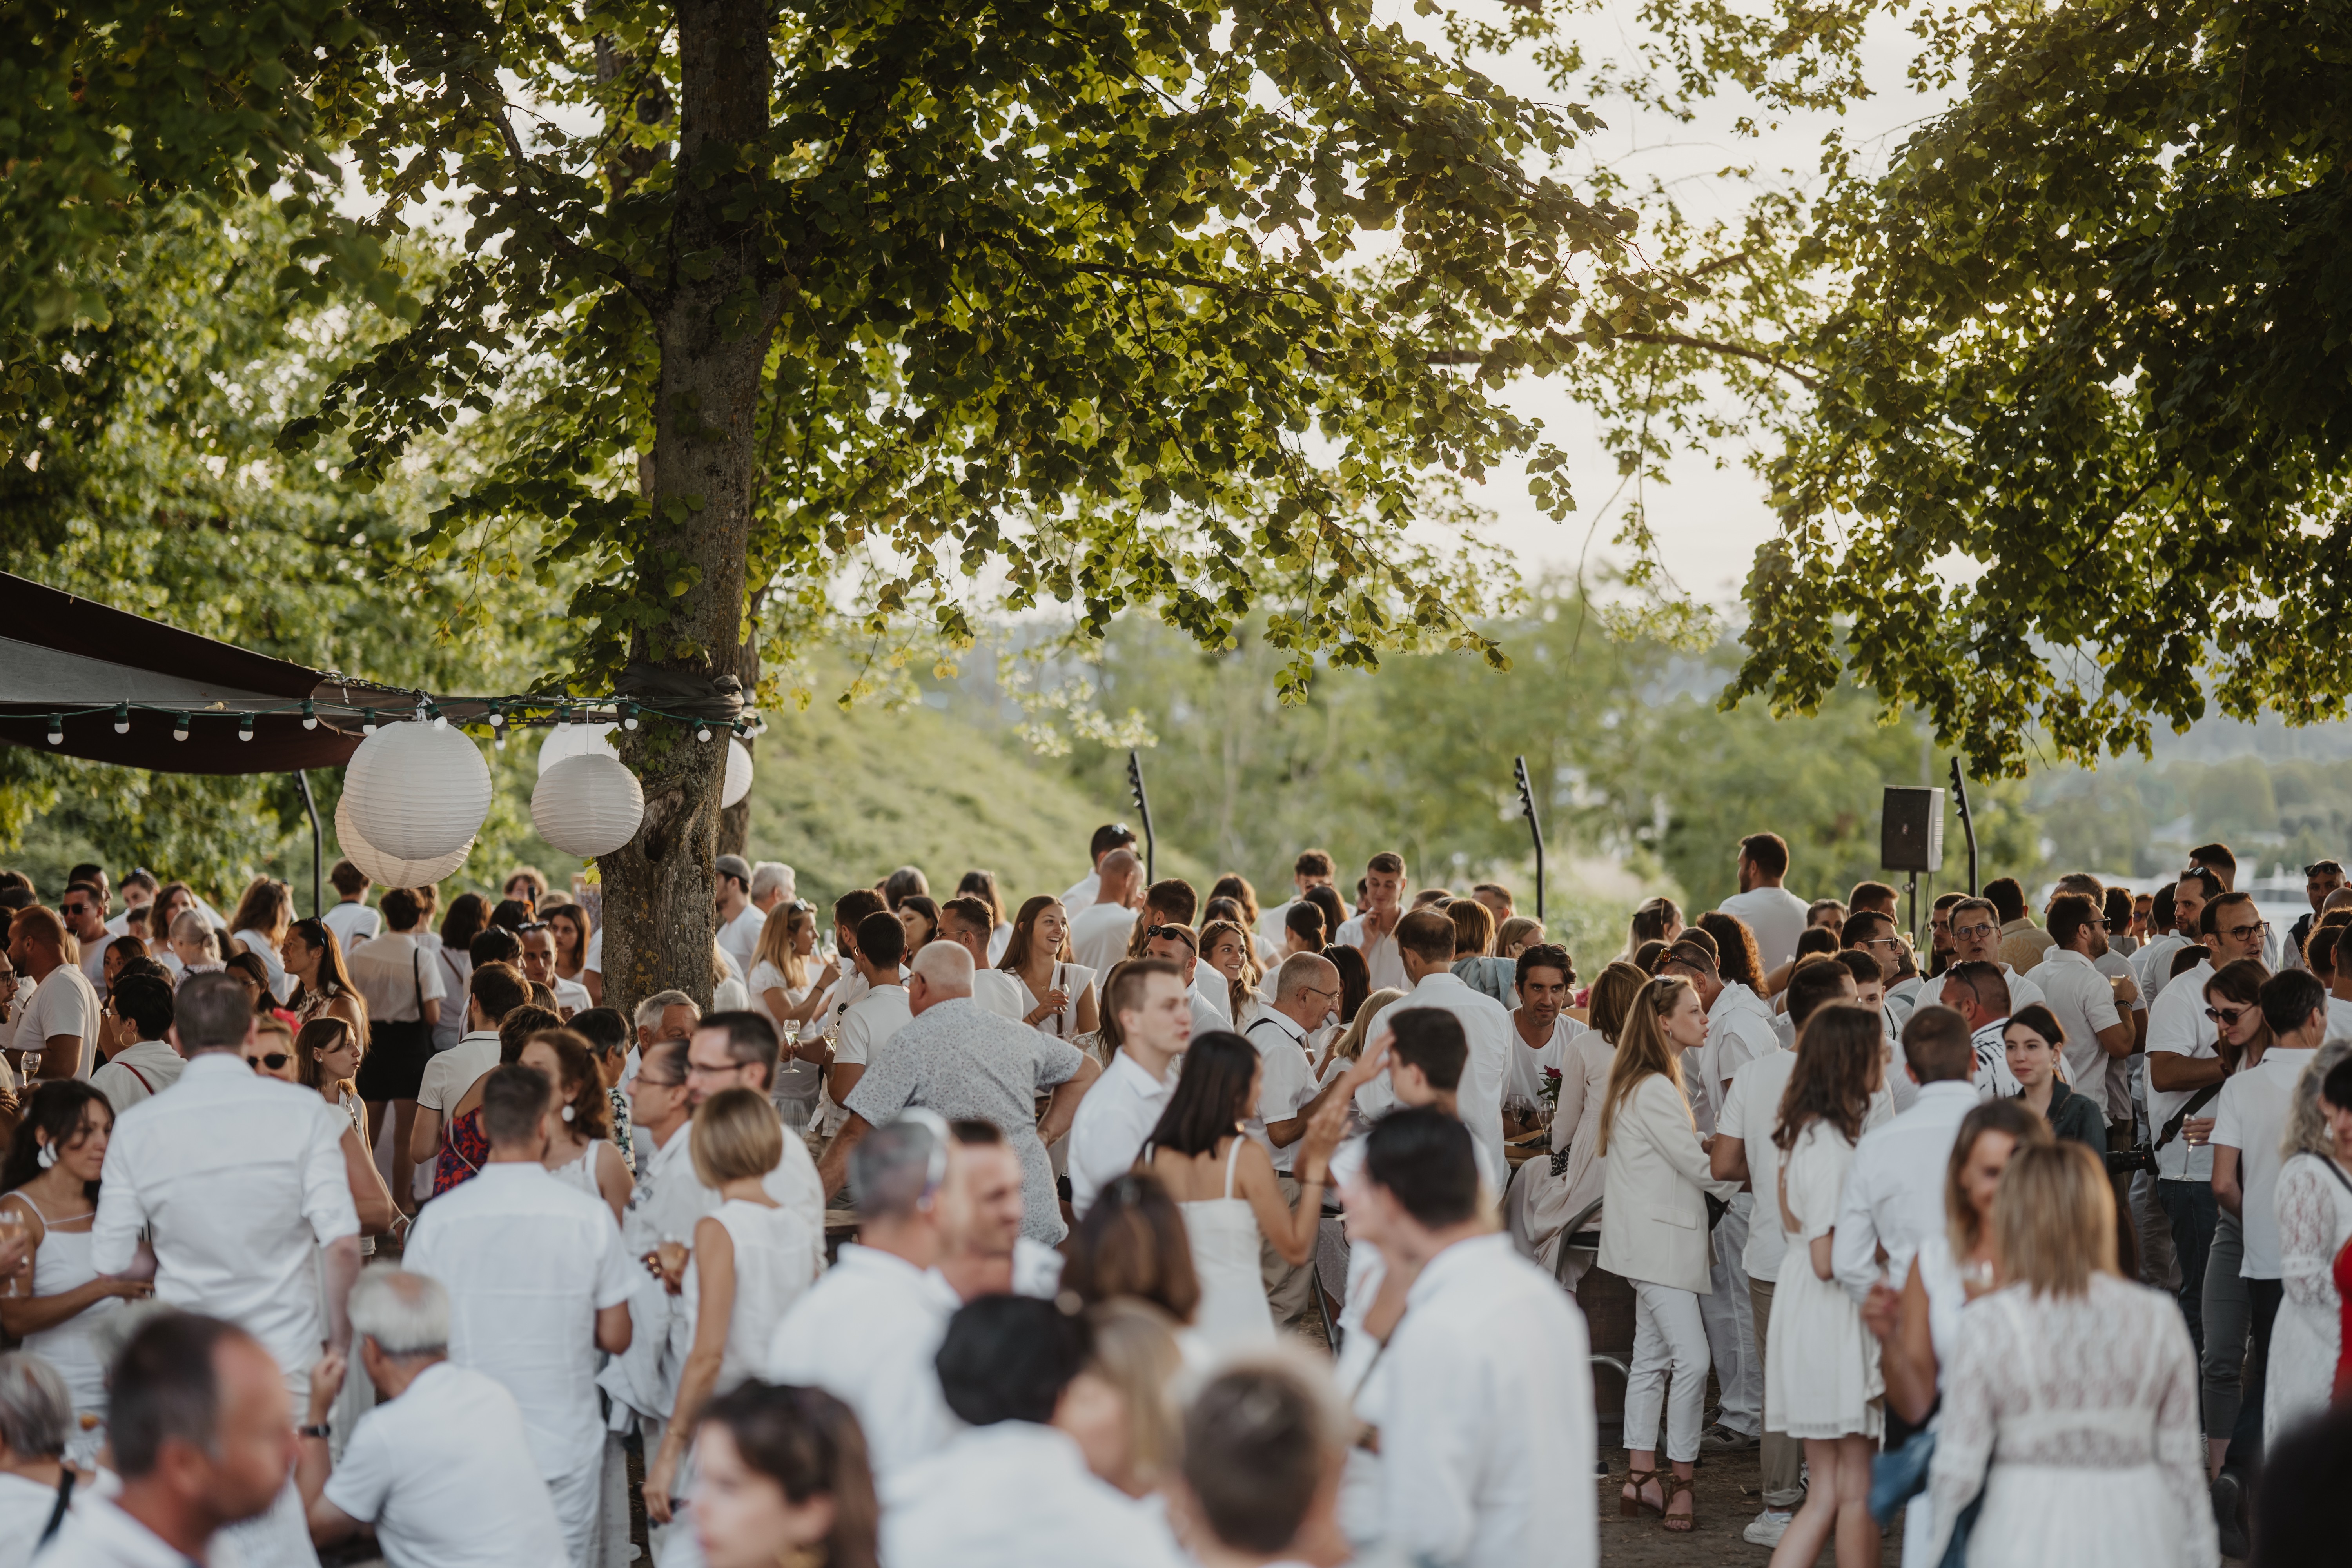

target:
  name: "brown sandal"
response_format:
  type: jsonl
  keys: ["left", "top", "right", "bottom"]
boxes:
{"left": 1661, "top": 1470, "right": 1695, "bottom": 1532}
{"left": 1619, "top": 1466, "right": 1663, "bottom": 1517}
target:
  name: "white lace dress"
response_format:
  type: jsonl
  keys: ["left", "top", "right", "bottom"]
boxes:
{"left": 1765, "top": 1121, "right": 1882, "bottom": 1439}
{"left": 2269, "top": 1152, "right": 2352, "bottom": 1445}
{"left": 1926, "top": 1274, "right": 2214, "bottom": 1568}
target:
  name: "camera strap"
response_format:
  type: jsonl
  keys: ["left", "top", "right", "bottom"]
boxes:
{"left": 2151, "top": 1084, "right": 2223, "bottom": 1153}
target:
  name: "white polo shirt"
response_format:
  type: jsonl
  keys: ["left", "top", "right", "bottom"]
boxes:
{"left": 324, "top": 1361, "right": 569, "bottom": 1568}
{"left": 1067, "top": 1049, "right": 1174, "bottom": 1219}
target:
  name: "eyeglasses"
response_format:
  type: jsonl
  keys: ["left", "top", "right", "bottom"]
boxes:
{"left": 2204, "top": 1005, "right": 2252, "bottom": 1027}
{"left": 634, "top": 1074, "right": 686, "bottom": 1090}
{"left": 2219, "top": 921, "right": 2269, "bottom": 943}
{"left": 1951, "top": 923, "right": 1996, "bottom": 940}
{"left": 1858, "top": 935, "right": 1903, "bottom": 950}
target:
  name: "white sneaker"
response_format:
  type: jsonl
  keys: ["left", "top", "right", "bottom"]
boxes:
{"left": 1743, "top": 1510, "right": 1793, "bottom": 1548}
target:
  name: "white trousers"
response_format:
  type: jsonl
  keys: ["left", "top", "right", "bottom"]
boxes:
{"left": 1624, "top": 1279, "right": 1711, "bottom": 1463}
{"left": 546, "top": 1432, "right": 621, "bottom": 1568}
{"left": 1700, "top": 1196, "right": 1762, "bottom": 1435}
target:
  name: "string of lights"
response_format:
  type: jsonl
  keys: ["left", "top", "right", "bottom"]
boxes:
{"left": 34, "top": 695, "right": 770, "bottom": 750}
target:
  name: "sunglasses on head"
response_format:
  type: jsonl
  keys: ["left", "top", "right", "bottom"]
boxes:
{"left": 2308, "top": 862, "right": 2345, "bottom": 879}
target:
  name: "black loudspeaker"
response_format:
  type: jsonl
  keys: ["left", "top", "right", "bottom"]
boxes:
{"left": 1881, "top": 787, "right": 1946, "bottom": 873}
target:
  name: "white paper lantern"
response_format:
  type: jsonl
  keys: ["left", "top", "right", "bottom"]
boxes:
{"left": 335, "top": 795, "right": 475, "bottom": 888}
{"left": 532, "top": 753, "right": 646, "bottom": 858}
{"left": 538, "top": 721, "right": 621, "bottom": 776}
{"left": 722, "top": 738, "right": 755, "bottom": 808}
{"left": 339, "top": 719, "right": 492, "bottom": 862}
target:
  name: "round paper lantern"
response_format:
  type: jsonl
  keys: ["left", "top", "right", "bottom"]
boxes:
{"left": 538, "top": 721, "right": 621, "bottom": 776}
{"left": 722, "top": 739, "right": 754, "bottom": 809}
{"left": 532, "top": 753, "right": 646, "bottom": 858}
{"left": 339, "top": 719, "right": 492, "bottom": 862}
{"left": 335, "top": 795, "right": 475, "bottom": 888}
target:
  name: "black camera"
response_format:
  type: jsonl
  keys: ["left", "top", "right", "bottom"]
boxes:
{"left": 2105, "top": 1145, "right": 2157, "bottom": 1177}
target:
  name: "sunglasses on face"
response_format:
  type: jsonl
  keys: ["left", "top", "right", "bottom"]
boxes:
{"left": 2205, "top": 1005, "right": 2252, "bottom": 1027}
{"left": 2308, "top": 862, "right": 2344, "bottom": 879}
{"left": 248, "top": 1053, "right": 292, "bottom": 1073}
{"left": 1145, "top": 925, "right": 1196, "bottom": 949}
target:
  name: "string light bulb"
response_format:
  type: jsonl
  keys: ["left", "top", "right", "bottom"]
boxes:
{"left": 301, "top": 699, "right": 318, "bottom": 730}
{"left": 171, "top": 713, "right": 191, "bottom": 742}
{"left": 236, "top": 714, "right": 254, "bottom": 742}
{"left": 486, "top": 703, "right": 505, "bottom": 728}
{"left": 112, "top": 703, "right": 130, "bottom": 735}
{"left": 695, "top": 723, "right": 713, "bottom": 743}
{"left": 45, "top": 714, "right": 62, "bottom": 745}
{"left": 427, "top": 703, "right": 447, "bottom": 730}
{"left": 361, "top": 710, "right": 379, "bottom": 735}
{"left": 620, "top": 702, "right": 639, "bottom": 731}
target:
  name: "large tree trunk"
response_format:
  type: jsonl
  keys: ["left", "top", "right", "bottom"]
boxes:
{"left": 716, "top": 591, "right": 761, "bottom": 860}
{"left": 597, "top": 0, "right": 779, "bottom": 1020}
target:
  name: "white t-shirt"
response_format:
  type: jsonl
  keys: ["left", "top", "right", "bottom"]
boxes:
{"left": 91, "top": 1038, "right": 187, "bottom": 1114}
{"left": 324, "top": 1361, "right": 570, "bottom": 1568}
{"left": 1504, "top": 1013, "right": 1576, "bottom": 1114}
{"left": 551, "top": 975, "right": 592, "bottom": 1016}
{"left": 2145, "top": 959, "right": 2218, "bottom": 1182}
{"left": 20, "top": 963, "right": 100, "bottom": 1080}
{"left": 1069, "top": 902, "right": 1138, "bottom": 978}
{"left": 322, "top": 899, "right": 381, "bottom": 955}
{"left": 1722, "top": 1047, "right": 1800, "bottom": 1282}
{"left": 1717, "top": 886, "right": 1811, "bottom": 973}
{"left": 820, "top": 984, "right": 912, "bottom": 1136}
{"left": 2025, "top": 949, "right": 2125, "bottom": 1119}
{"left": 418, "top": 1032, "right": 502, "bottom": 1115}
{"left": 348, "top": 931, "right": 448, "bottom": 1024}
{"left": 1333, "top": 913, "right": 1408, "bottom": 993}
{"left": 1240, "top": 1013, "right": 1319, "bottom": 1174}
{"left": 2211, "top": 1047, "right": 2319, "bottom": 1279}
{"left": 716, "top": 904, "right": 767, "bottom": 986}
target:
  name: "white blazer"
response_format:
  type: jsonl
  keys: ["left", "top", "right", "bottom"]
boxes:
{"left": 1597, "top": 1071, "right": 1739, "bottom": 1295}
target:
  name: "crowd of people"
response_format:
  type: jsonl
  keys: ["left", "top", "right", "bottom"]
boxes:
{"left": 0, "top": 826, "right": 2347, "bottom": 1568}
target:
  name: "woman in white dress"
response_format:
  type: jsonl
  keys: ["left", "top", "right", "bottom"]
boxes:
{"left": 1926, "top": 1140, "right": 2215, "bottom": 1568}
{"left": 0, "top": 1083, "right": 154, "bottom": 1463}
{"left": 647, "top": 1089, "right": 819, "bottom": 1547}
{"left": 519, "top": 1028, "right": 634, "bottom": 1221}
{"left": 748, "top": 900, "right": 831, "bottom": 1116}
{"left": 1141, "top": 1031, "right": 1343, "bottom": 1353}
{"left": 1863, "top": 1099, "right": 2049, "bottom": 1568}
{"left": 1764, "top": 1004, "right": 1886, "bottom": 1568}
{"left": 2268, "top": 1044, "right": 2352, "bottom": 1443}
{"left": 296, "top": 1018, "right": 398, "bottom": 1255}
{"left": 999, "top": 895, "right": 1099, "bottom": 1039}
{"left": 1510, "top": 960, "right": 1644, "bottom": 1283}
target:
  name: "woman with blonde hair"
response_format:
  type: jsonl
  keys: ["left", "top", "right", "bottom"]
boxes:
{"left": 1054, "top": 1298, "right": 1187, "bottom": 1498}
{"left": 1495, "top": 915, "right": 1546, "bottom": 961}
{"left": 647, "top": 1087, "right": 820, "bottom": 1534}
{"left": 1446, "top": 898, "right": 1517, "bottom": 1005}
{"left": 1509, "top": 959, "right": 1646, "bottom": 1282}
{"left": 1924, "top": 1141, "right": 2212, "bottom": 1568}
{"left": 998, "top": 894, "right": 1099, "bottom": 1038}
{"left": 2265, "top": 1043, "right": 2352, "bottom": 1443}
{"left": 226, "top": 875, "right": 294, "bottom": 1002}
{"left": 1599, "top": 975, "right": 1739, "bottom": 1533}
{"left": 1316, "top": 985, "right": 1405, "bottom": 1084}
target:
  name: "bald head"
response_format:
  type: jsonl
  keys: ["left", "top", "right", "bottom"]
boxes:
{"left": 1096, "top": 847, "right": 1143, "bottom": 904}
{"left": 1272, "top": 951, "right": 1340, "bottom": 1030}
{"left": 908, "top": 940, "right": 975, "bottom": 1015}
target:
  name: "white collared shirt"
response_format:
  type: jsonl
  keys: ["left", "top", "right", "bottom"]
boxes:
{"left": 28, "top": 1494, "right": 189, "bottom": 1568}
{"left": 402, "top": 1163, "right": 638, "bottom": 1477}
{"left": 347, "top": 929, "right": 447, "bottom": 1024}
{"left": 1188, "top": 976, "right": 1229, "bottom": 1041}
{"left": 323, "top": 1361, "right": 569, "bottom": 1568}
{"left": 1829, "top": 1079, "right": 1978, "bottom": 1303}
{"left": 2145, "top": 957, "right": 2218, "bottom": 1181}
{"left": 2211, "top": 1047, "right": 2319, "bottom": 1278}
{"left": 1361, "top": 1234, "right": 1597, "bottom": 1568}
{"left": 89, "top": 1038, "right": 186, "bottom": 1114}
{"left": 1058, "top": 869, "right": 1102, "bottom": 916}
{"left": 715, "top": 904, "right": 767, "bottom": 986}
{"left": 882, "top": 1421, "right": 1187, "bottom": 1568}
{"left": 92, "top": 1051, "right": 359, "bottom": 1391}
{"left": 1240, "top": 1009, "right": 1319, "bottom": 1174}
{"left": 1067, "top": 1050, "right": 1174, "bottom": 1219}
{"left": 321, "top": 899, "right": 381, "bottom": 955}
{"left": 1359, "top": 973, "right": 1511, "bottom": 1192}
{"left": 1698, "top": 982, "right": 1777, "bottom": 1136}
{"left": 2134, "top": 931, "right": 2190, "bottom": 998}
{"left": 767, "top": 1244, "right": 964, "bottom": 1486}
{"left": 417, "top": 1030, "right": 501, "bottom": 1115}
{"left": 1068, "top": 902, "right": 1138, "bottom": 978}
{"left": 2026, "top": 948, "right": 2126, "bottom": 1119}
{"left": 1333, "top": 912, "right": 1408, "bottom": 992}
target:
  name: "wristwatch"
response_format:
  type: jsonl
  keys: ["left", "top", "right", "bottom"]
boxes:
{"left": 298, "top": 1423, "right": 331, "bottom": 1441}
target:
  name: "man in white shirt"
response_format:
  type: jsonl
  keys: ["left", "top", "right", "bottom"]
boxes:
{"left": 2209, "top": 967, "right": 2326, "bottom": 1494}
{"left": 1503, "top": 944, "right": 1578, "bottom": 1130}
{"left": 883, "top": 1295, "right": 1189, "bottom": 1567}
{"left": 2026, "top": 890, "right": 2140, "bottom": 1129}
{"left": 1143, "top": 921, "right": 1226, "bottom": 1038}
{"left": 819, "top": 911, "right": 912, "bottom": 1138}
{"left": 40, "top": 1312, "right": 296, "bottom": 1568}
{"left": 2138, "top": 869, "right": 2220, "bottom": 1001}
{"left": 410, "top": 962, "right": 532, "bottom": 1190}
{"left": 1712, "top": 960, "right": 1865, "bottom": 1546}
{"left": 515, "top": 925, "right": 590, "bottom": 1017}
{"left": 1831, "top": 1005, "right": 1979, "bottom": 1302}
{"left": 1938, "top": 961, "right": 2025, "bottom": 1098}
{"left": 938, "top": 896, "right": 1029, "bottom": 1020}
{"left": 60, "top": 882, "right": 116, "bottom": 994}
{"left": 768, "top": 1114, "right": 965, "bottom": 1490}
{"left": 1255, "top": 848, "right": 1335, "bottom": 946}
{"left": 1058, "top": 822, "right": 1139, "bottom": 917}
{"left": 403, "top": 1062, "right": 636, "bottom": 1566}
{"left": 1946, "top": 895, "right": 2045, "bottom": 1012}
{"left": 1339, "top": 1107, "right": 1595, "bottom": 1567}
{"left": 1353, "top": 910, "right": 1510, "bottom": 1188}
{"left": 298, "top": 1267, "right": 568, "bottom": 1568}
{"left": 1716, "top": 832, "right": 1811, "bottom": 972}
{"left": 602, "top": 1040, "right": 697, "bottom": 1449}
{"left": 1180, "top": 1362, "right": 1353, "bottom": 1568}
{"left": 11, "top": 906, "right": 100, "bottom": 1080}
{"left": 1067, "top": 957, "right": 1190, "bottom": 1220}
{"left": 92, "top": 971, "right": 366, "bottom": 1568}
{"left": 1332, "top": 851, "right": 1409, "bottom": 992}
{"left": 712, "top": 855, "right": 767, "bottom": 984}
{"left": 681, "top": 1012, "right": 827, "bottom": 1279}
{"left": 321, "top": 860, "right": 380, "bottom": 955}
{"left": 933, "top": 1119, "right": 1062, "bottom": 1301}
{"left": 749, "top": 861, "right": 796, "bottom": 917}
{"left": 98, "top": 867, "right": 150, "bottom": 938}
{"left": 1240, "top": 952, "right": 1337, "bottom": 1325}
{"left": 1068, "top": 847, "right": 1143, "bottom": 976}
{"left": 89, "top": 969, "right": 186, "bottom": 1112}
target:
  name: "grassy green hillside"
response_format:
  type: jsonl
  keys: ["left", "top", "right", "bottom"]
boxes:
{"left": 741, "top": 695, "right": 1209, "bottom": 914}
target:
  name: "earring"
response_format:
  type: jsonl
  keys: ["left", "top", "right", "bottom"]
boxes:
{"left": 561, "top": 1104, "right": 576, "bottom": 1123}
{"left": 36, "top": 1142, "right": 57, "bottom": 1170}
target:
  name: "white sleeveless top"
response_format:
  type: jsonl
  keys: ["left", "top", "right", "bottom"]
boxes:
{"left": 1016, "top": 961, "right": 1097, "bottom": 1040}
{"left": 9, "top": 1192, "right": 115, "bottom": 1445}
{"left": 548, "top": 1137, "right": 603, "bottom": 1200}
{"left": 1174, "top": 1139, "right": 1275, "bottom": 1354}
{"left": 681, "top": 1200, "right": 819, "bottom": 1392}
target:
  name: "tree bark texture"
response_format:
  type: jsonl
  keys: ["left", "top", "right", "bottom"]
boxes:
{"left": 597, "top": 0, "right": 780, "bottom": 1021}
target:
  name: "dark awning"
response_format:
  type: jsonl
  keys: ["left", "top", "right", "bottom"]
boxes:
{"left": 0, "top": 572, "right": 383, "bottom": 774}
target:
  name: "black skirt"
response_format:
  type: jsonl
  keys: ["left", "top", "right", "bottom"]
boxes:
{"left": 356, "top": 1017, "right": 435, "bottom": 1100}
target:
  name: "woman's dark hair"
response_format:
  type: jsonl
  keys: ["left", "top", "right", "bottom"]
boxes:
{"left": 701, "top": 1382, "right": 879, "bottom": 1568}
{"left": 284, "top": 917, "right": 359, "bottom": 1009}
{"left": 2003, "top": 1004, "right": 2065, "bottom": 1057}
{"left": 1144, "top": 1031, "right": 1259, "bottom": 1158}
{"left": 1327, "top": 943, "right": 1370, "bottom": 1025}
{"left": 544, "top": 904, "right": 591, "bottom": 966}
{"left": 3, "top": 1081, "right": 113, "bottom": 1201}
{"left": 897, "top": 895, "right": 940, "bottom": 949}
{"left": 955, "top": 869, "right": 1006, "bottom": 927}
{"left": 2204, "top": 956, "right": 2272, "bottom": 1074}
{"left": 1696, "top": 910, "right": 1766, "bottom": 991}
{"left": 1209, "top": 874, "right": 1261, "bottom": 927}
{"left": 524, "top": 1028, "right": 612, "bottom": 1138}
{"left": 2322, "top": 1056, "right": 2352, "bottom": 1114}
{"left": 439, "top": 891, "right": 490, "bottom": 953}
{"left": 489, "top": 898, "right": 534, "bottom": 933}
{"left": 221, "top": 949, "right": 275, "bottom": 1014}
{"left": 1774, "top": 1004, "right": 1882, "bottom": 1152}
{"left": 1628, "top": 896, "right": 1681, "bottom": 949}
{"left": 1282, "top": 900, "right": 1326, "bottom": 949}
{"left": 1633, "top": 938, "right": 1669, "bottom": 975}
{"left": 1301, "top": 884, "right": 1346, "bottom": 943}
{"left": 499, "top": 1005, "right": 563, "bottom": 1065}
{"left": 1795, "top": 926, "right": 1840, "bottom": 960}
{"left": 935, "top": 1295, "right": 1091, "bottom": 1426}
{"left": 1063, "top": 1172, "right": 1202, "bottom": 1325}
{"left": 295, "top": 1017, "right": 358, "bottom": 1093}
{"left": 568, "top": 1006, "right": 630, "bottom": 1060}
